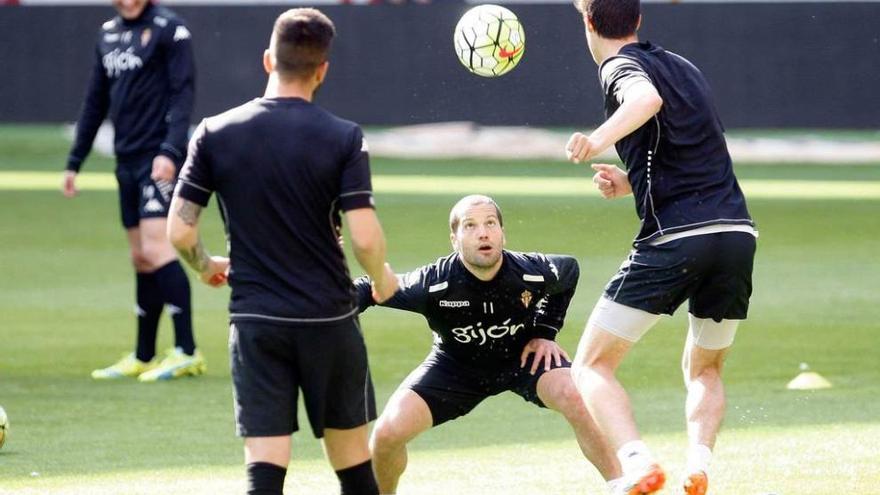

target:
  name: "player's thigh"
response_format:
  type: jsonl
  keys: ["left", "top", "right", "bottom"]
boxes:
{"left": 579, "top": 297, "right": 662, "bottom": 362}
{"left": 603, "top": 241, "right": 703, "bottom": 318}
{"left": 532, "top": 365, "right": 582, "bottom": 413}
{"left": 295, "top": 319, "right": 377, "bottom": 438}
{"left": 689, "top": 232, "right": 756, "bottom": 321}
{"left": 401, "top": 354, "right": 487, "bottom": 427}
{"left": 373, "top": 388, "right": 434, "bottom": 446}
{"left": 229, "top": 322, "right": 300, "bottom": 437}
{"left": 115, "top": 165, "right": 141, "bottom": 230}
{"left": 135, "top": 158, "right": 175, "bottom": 226}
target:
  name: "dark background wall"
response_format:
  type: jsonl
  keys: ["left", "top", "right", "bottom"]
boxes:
{"left": 1, "top": 2, "right": 878, "bottom": 128}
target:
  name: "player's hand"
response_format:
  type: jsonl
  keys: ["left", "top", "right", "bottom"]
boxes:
{"left": 371, "top": 263, "right": 399, "bottom": 303}
{"left": 62, "top": 170, "right": 78, "bottom": 198}
{"left": 520, "top": 338, "right": 570, "bottom": 375}
{"left": 199, "top": 256, "right": 230, "bottom": 287}
{"left": 151, "top": 155, "right": 177, "bottom": 182}
{"left": 591, "top": 163, "right": 632, "bottom": 199}
{"left": 565, "top": 132, "right": 597, "bottom": 164}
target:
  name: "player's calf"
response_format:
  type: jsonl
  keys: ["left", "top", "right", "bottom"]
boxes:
{"left": 335, "top": 459, "right": 379, "bottom": 495}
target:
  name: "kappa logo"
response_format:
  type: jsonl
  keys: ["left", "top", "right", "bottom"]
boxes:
{"left": 102, "top": 47, "right": 143, "bottom": 77}
{"left": 439, "top": 300, "right": 470, "bottom": 308}
{"left": 173, "top": 25, "right": 191, "bottom": 42}
{"left": 154, "top": 179, "right": 174, "bottom": 201}
{"left": 360, "top": 137, "right": 369, "bottom": 153}
{"left": 143, "top": 198, "right": 165, "bottom": 213}
{"left": 141, "top": 28, "right": 151, "bottom": 47}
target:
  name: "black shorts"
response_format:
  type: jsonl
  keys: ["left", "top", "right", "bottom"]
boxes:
{"left": 605, "top": 231, "right": 756, "bottom": 320}
{"left": 403, "top": 350, "right": 570, "bottom": 426}
{"left": 115, "top": 153, "right": 174, "bottom": 229}
{"left": 229, "top": 318, "right": 377, "bottom": 438}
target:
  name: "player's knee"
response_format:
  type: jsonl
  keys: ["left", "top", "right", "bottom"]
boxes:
{"left": 129, "top": 249, "right": 151, "bottom": 271}
{"left": 571, "top": 358, "right": 610, "bottom": 384}
{"left": 140, "top": 240, "right": 174, "bottom": 266}
{"left": 555, "top": 378, "right": 588, "bottom": 416}
{"left": 370, "top": 419, "right": 408, "bottom": 453}
{"left": 683, "top": 358, "right": 723, "bottom": 385}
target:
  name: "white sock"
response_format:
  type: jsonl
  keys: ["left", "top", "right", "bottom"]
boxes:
{"left": 606, "top": 476, "right": 627, "bottom": 494}
{"left": 685, "top": 444, "right": 712, "bottom": 474}
{"left": 616, "top": 440, "right": 655, "bottom": 474}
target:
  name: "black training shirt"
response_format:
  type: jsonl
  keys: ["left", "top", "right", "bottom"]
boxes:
{"left": 177, "top": 97, "right": 373, "bottom": 323}
{"left": 67, "top": 3, "right": 195, "bottom": 170}
{"left": 354, "top": 251, "right": 578, "bottom": 368}
{"left": 600, "top": 41, "right": 753, "bottom": 245}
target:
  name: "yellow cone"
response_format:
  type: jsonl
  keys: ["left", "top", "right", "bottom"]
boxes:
{"left": 786, "top": 371, "right": 832, "bottom": 390}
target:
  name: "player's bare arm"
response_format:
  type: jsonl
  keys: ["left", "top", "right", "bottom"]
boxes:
{"left": 345, "top": 208, "right": 399, "bottom": 302}
{"left": 167, "top": 196, "right": 229, "bottom": 287}
{"left": 566, "top": 81, "right": 662, "bottom": 163}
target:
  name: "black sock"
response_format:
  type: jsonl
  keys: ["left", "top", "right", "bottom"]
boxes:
{"left": 246, "top": 462, "right": 287, "bottom": 495}
{"left": 336, "top": 459, "right": 379, "bottom": 495}
{"left": 135, "top": 272, "right": 163, "bottom": 362}
{"left": 154, "top": 261, "right": 195, "bottom": 355}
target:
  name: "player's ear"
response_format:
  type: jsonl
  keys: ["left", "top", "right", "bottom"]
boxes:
{"left": 636, "top": 14, "right": 642, "bottom": 32}
{"left": 586, "top": 15, "right": 596, "bottom": 32}
{"left": 263, "top": 49, "right": 273, "bottom": 75}
{"left": 450, "top": 232, "right": 459, "bottom": 251}
{"left": 315, "top": 61, "right": 330, "bottom": 85}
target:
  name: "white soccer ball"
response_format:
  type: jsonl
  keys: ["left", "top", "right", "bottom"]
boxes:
{"left": 0, "top": 405, "right": 8, "bottom": 450}
{"left": 453, "top": 4, "right": 525, "bottom": 77}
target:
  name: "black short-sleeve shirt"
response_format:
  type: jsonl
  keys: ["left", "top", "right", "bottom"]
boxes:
{"left": 176, "top": 97, "right": 374, "bottom": 323}
{"left": 354, "top": 251, "right": 580, "bottom": 368}
{"left": 600, "top": 42, "right": 753, "bottom": 245}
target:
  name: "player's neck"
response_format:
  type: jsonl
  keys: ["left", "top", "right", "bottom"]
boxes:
{"left": 264, "top": 73, "right": 315, "bottom": 101}
{"left": 598, "top": 35, "right": 639, "bottom": 64}
{"left": 462, "top": 259, "right": 503, "bottom": 282}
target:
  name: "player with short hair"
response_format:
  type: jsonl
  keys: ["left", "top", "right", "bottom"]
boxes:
{"left": 354, "top": 195, "right": 624, "bottom": 494}
{"left": 567, "top": 1, "right": 757, "bottom": 494}
{"left": 167, "top": 8, "right": 398, "bottom": 495}
{"left": 62, "top": 0, "right": 203, "bottom": 381}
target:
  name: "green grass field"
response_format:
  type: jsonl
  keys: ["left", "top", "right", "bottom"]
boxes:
{"left": 1, "top": 126, "right": 879, "bottom": 494}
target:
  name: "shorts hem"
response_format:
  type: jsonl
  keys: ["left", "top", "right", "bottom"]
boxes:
{"left": 236, "top": 426, "right": 298, "bottom": 438}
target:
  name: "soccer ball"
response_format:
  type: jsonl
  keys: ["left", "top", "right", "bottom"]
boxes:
{"left": 453, "top": 4, "right": 525, "bottom": 77}
{"left": 0, "top": 405, "right": 7, "bottom": 450}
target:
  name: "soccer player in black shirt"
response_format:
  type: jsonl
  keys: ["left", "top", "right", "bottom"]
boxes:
{"left": 566, "top": 2, "right": 757, "bottom": 494}
{"left": 62, "top": 0, "right": 202, "bottom": 381}
{"left": 167, "top": 9, "right": 397, "bottom": 495}
{"left": 354, "top": 195, "right": 621, "bottom": 494}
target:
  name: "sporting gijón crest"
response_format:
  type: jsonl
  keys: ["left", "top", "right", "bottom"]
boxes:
{"left": 520, "top": 290, "right": 532, "bottom": 308}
